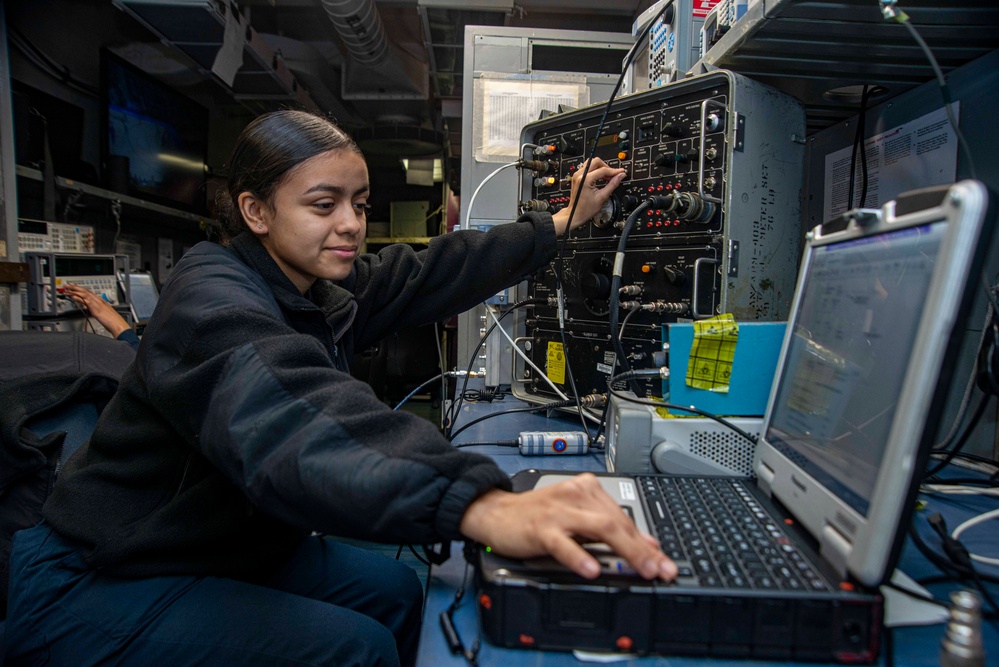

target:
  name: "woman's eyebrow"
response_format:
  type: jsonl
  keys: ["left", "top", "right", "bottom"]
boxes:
{"left": 303, "top": 183, "right": 370, "bottom": 196}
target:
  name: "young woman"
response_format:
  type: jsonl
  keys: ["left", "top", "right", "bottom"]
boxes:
{"left": 5, "top": 110, "right": 675, "bottom": 666}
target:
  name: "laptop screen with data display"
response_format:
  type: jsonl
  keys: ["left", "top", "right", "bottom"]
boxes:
{"left": 127, "top": 273, "right": 159, "bottom": 323}
{"left": 764, "top": 221, "right": 947, "bottom": 517}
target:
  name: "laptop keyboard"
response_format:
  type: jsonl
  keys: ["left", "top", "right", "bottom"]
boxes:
{"left": 638, "top": 476, "right": 830, "bottom": 591}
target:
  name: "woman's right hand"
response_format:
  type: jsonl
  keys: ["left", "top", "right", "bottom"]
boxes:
{"left": 550, "top": 157, "right": 627, "bottom": 236}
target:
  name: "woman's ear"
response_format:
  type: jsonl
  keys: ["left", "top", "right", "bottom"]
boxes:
{"left": 238, "top": 192, "right": 269, "bottom": 236}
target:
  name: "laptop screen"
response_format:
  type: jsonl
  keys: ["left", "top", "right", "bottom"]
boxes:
{"left": 128, "top": 273, "right": 160, "bottom": 322}
{"left": 764, "top": 221, "right": 947, "bottom": 517}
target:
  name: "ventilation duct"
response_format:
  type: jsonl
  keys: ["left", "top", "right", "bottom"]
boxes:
{"left": 318, "top": 0, "right": 428, "bottom": 101}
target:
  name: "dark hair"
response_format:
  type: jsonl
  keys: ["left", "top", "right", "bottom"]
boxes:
{"left": 214, "top": 110, "right": 362, "bottom": 244}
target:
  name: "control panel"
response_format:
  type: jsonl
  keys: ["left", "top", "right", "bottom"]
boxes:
{"left": 18, "top": 219, "right": 96, "bottom": 253}
{"left": 25, "top": 252, "right": 130, "bottom": 317}
{"left": 513, "top": 70, "right": 806, "bottom": 405}
{"left": 630, "top": 0, "right": 717, "bottom": 89}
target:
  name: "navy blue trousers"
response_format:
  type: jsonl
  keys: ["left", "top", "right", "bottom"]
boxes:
{"left": 4, "top": 523, "right": 423, "bottom": 666}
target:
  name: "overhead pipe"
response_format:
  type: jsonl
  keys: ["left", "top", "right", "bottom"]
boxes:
{"left": 319, "top": 0, "right": 392, "bottom": 67}
{"left": 317, "top": 0, "right": 428, "bottom": 100}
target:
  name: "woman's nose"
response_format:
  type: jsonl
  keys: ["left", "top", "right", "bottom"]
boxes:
{"left": 335, "top": 206, "right": 363, "bottom": 236}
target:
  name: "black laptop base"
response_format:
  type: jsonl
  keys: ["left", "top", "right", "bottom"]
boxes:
{"left": 475, "top": 546, "right": 882, "bottom": 662}
{"left": 473, "top": 469, "right": 884, "bottom": 662}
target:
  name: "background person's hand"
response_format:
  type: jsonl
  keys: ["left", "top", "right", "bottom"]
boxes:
{"left": 551, "top": 157, "right": 627, "bottom": 235}
{"left": 459, "top": 473, "right": 677, "bottom": 581}
{"left": 62, "top": 283, "right": 131, "bottom": 338}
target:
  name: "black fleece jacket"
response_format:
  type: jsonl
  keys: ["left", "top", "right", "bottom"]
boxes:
{"left": 42, "top": 212, "right": 557, "bottom": 580}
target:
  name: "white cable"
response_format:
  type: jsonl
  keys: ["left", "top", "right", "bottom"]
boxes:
{"left": 485, "top": 305, "right": 600, "bottom": 425}
{"left": 462, "top": 161, "right": 518, "bottom": 230}
{"left": 922, "top": 484, "right": 999, "bottom": 498}
{"left": 485, "top": 304, "right": 569, "bottom": 401}
{"left": 951, "top": 508, "right": 999, "bottom": 566}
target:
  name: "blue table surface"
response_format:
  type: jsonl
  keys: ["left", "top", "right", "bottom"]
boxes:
{"left": 417, "top": 397, "right": 999, "bottom": 666}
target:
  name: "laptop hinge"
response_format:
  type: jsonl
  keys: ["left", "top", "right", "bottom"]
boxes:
{"left": 819, "top": 522, "right": 853, "bottom": 578}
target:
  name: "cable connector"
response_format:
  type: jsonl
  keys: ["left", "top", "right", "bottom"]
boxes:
{"left": 879, "top": 0, "right": 909, "bottom": 23}
{"left": 448, "top": 370, "right": 484, "bottom": 378}
{"left": 647, "top": 193, "right": 678, "bottom": 212}
{"left": 520, "top": 199, "right": 549, "bottom": 213}
{"left": 644, "top": 300, "right": 688, "bottom": 315}
{"left": 614, "top": 367, "right": 670, "bottom": 381}
{"left": 619, "top": 284, "right": 642, "bottom": 296}
{"left": 578, "top": 393, "right": 607, "bottom": 408}
{"left": 517, "top": 159, "right": 551, "bottom": 174}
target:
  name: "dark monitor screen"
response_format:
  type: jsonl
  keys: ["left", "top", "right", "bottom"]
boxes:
{"left": 102, "top": 49, "right": 208, "bottom": 212}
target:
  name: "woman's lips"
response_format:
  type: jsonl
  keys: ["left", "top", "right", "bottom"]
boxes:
{"left": 327, "top": 246, "right": 357, "bottom": 258}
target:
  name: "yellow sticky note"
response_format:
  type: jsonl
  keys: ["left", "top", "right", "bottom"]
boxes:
{"left": 687, "top": 314, "right": 738, "bottom": 393}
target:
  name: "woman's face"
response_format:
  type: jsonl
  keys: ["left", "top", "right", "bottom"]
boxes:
{"left": 249, "top": 149, "right": 369, "bottom": 292}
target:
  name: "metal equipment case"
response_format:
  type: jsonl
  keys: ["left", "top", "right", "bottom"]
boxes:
{"left": 512, "top": 70, "right": 805, "bottom": 404}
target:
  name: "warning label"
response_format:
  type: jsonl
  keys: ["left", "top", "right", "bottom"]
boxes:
{"left": 693, "top": 0, "right": 720, "bottom": 18}
{"left": 547, "top": 341, "right": 566, "bottom": 385}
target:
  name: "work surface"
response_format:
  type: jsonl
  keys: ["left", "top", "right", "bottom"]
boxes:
{"left": 416, "top": 397, "right": 999, "bottom": 666}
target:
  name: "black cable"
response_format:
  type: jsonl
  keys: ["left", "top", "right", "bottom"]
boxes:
{"left": 407, "top": 544, "right": 432, "bottom": 567}
{"left": 460, "top": 387, "right": 506, "bottom": 402}
{"left": 605, "top": 381, "right": 758, "bottom": 445}
{"left": 588, "top": 399, "right": 614, "bottom": 450}
{"left": 857, "top": 85, "right": 872, "bottom": 207}
{"left": 926, "top": 513, "right": 999, "bottom": 616}
{"left": 608, "top": 203, "right": 655, "bottom": 396}
{"left": 61, "top": 295, "right": 99, "bottom": 334}
{"left": 847, "top": 91, "right": 863, "bottom": 210}
{"left": 924, "top": 393, "right": 991, "bottom": 479}
{"left": 394, "top": 373, "right": 445, "bottom": 411}
{"left": 447, "top": 402, "right": 577, "bottom": 443}
{"left": 909, "top": 515, "right": 999, "bottom": 586}
{"left": 891, "top": 12, "right": 978, "bottom": 180}
{"left": 453, "top": 440, "right": 519, "bottom": 449}
{"left": 439, "top": 561, "right": 479, "bottom": 666}
{"left": 883, "top": 623, "right": 895, "bottom": 667}
{"left": 548, "top": 0, "right": 676, "bottom": 443}
{"left": 883, "top": 580, "right": 951, "bottom": 609}
{"left": 933, "top": 291, "right": 997, "bottom": 452}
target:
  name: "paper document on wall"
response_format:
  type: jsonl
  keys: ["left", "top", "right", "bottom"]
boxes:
{"left": 822, "top": 105, "right": 958, "bottom": 222}
{"left": 473, "top": 73, "right": 588, "bottom": 162}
